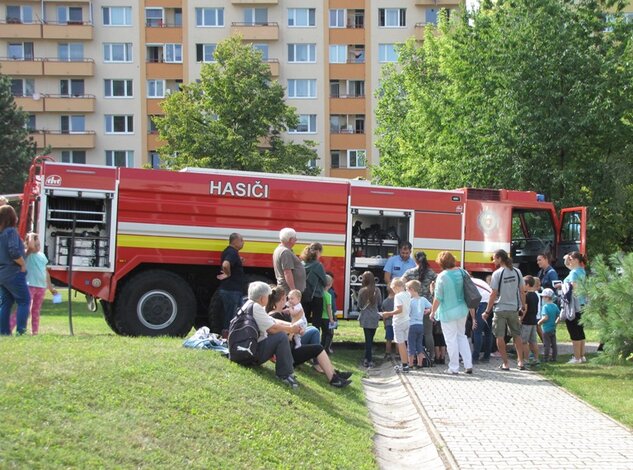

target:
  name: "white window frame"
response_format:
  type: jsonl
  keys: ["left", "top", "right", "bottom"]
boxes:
{"left": 164, "top": 43, "right": 182, "bottom": 63}
{"left": 104, "top": 79, "right": 133, "bottom": 98}
{"left": 105, "top": 115, "right": 134, "bottom": 134}
{"left": 195, "top": 7, "right": 224, "bottom": 27}
{"left": 288, "top": 44, "right": 316, "bottom": 64}
{"left": 289, "top": 115, "right": 317, "bottom": 134}
{"left": 60, "top": 78, "right": 84, "bottom": 97}
{"left": 103, "top": 43, "right": 132, "bottom": 63}
{"left": 102, "top": 6, "right": 132, "bottom": 26}
{"left": 196, "top": 44, "right": 216, "bottom": 63}
{"left": 6, "top": 5, "right": 33, "bottom": 23}
{"left": 61, "top": 115, "right": 86, "bottom": 134}
{"left": 58, "top": 43, "right": 84, "bottom": 61}
{"left": 379, "top": 8, "right": 406, "bottom": 28}
{"left": 288, "top": 8, "right": 316, "bottom": 27}
{"left": 287, "top": 79, "right": 317, "bottom": 99}
{"left": 147, "top": 79, "right": 166, "bottom": 98}
{"left": 329, "top": 9, "right": 345, "bottom": 28}
{"left": 105, "top": 150, "right": 134, "bottom": 168}
{"left": 253, "top": 44, "right": 269, "bottom": 60}
{"left": 11, "top": 78, "right": 34, "bottom": 97}
{"left": 379, "top": 44, "right": 398, "bottom": 63}
{"left": 57, "top": 6, "right": 83, "bottom": 25}
{"left": 244, "top": 8, "right": 268, "bottom": 25}
{"left": 347, "top": 149, "right": 366, "bottom": 168}
{"left": 145, "top": 7, "right": 164, "bottom": 27}
{"left": 329, "top": 45, "right": 347, "bottom": 64}
{"left": 61, "top": 150, "right": 86, "bottom": 164}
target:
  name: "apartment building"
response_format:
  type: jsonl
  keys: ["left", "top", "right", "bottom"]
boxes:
{"left": 0, "top": 1, "right": 473, "bottom": 177}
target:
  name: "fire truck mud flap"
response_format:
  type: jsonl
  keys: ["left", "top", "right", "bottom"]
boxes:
{"left": 114, "top": 270, "right": 196, "bottom": 337}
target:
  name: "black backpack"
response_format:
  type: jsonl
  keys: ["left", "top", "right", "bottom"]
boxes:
{"left": 228, "top": 301, "right": 259, "bottom": 365}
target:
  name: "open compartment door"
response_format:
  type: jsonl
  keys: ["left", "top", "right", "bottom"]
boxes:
{"left": 556, "top": 207, "right": 587, "bottom": 264}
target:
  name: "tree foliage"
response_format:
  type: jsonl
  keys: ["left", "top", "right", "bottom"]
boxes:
{"left": 374, "top": 0, "right": 633, "bottom": 256}
{"left": 0, "top": 73, "right": 36, "bottom": 195}
{"left": 155, "top": 36, "right": 318, "bottom": 175}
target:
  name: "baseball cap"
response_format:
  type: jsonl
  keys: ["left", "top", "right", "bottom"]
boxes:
{"left": 541, "top": 288, "right": 555, "bottom": 298}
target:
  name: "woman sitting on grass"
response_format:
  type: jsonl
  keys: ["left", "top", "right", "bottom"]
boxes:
{"left": 267, "top": 285, "right": 352, "bottom": 388}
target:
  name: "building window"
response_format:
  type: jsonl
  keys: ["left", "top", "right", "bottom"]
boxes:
{"left": 196, "top": 44, "right": 217, "bottom": 62}
{"left": 195, "top": 8, "right": 224, "bottom": 27}
{"left": 348, "top": 150, "right": 366, "bottom": 168}
{"left": 331, "top": 151, "right": 340, "bottom": 169}
{"left": 104, "top": 43, "right": 132, "bottom": 63}
{"left": 7, "top": 42, "right": 34, "bottom": 60}
{"left": 149, "top": 152, "right": 161, "bottom": 169}
{"left": 26, "top": 114, "right": 36, "bottom": 131}
{"left": 60, "top": 79, "right": 84, "bottom": 96}
{"left": 106, "top": 150, "right": 134, "bottom": 168}
{"left": 164, "top": 44, "right": 182, "bottom": 63}
{"left": 288, "top": 44, "right": 316, "bottom": 63}
{"left": 253, "top": 44, "right": 269, "bottom": 60}
{"left": 10, "top": 79, "right": 34, "bottom": 97}
{"left": 148, "top": 116, "right": 159, "bottom": 134}
{"left": 6, "top": 5, "right": 33, "bottom": 23}
{"left": 289, "top": 115, "right": 317, "bottom": 134}
{"left": 58, "top": 43, "right": 84, "bottom": 61}
{"left": 104, "top": 79, "right": 133, "bottom": 98}
{"left": 105, "top": 115, "right": 134, "bottom": 134}
{"left": 329, "top": 45, "right": 347, "bottom": 64}
{"left": 102, "top": 7, "right": 132, "bottom": 26}
{"left": 145, "top": 8, "right": 163, "bottom": 27}
{"left": 329, "top": 9, "right": 345, "bottom": 28}
{"left": 379, "top": 8, "right": 406, "bottom": 27}
{"left": 61, "top": 115, "right": 86, "bottom": 134}
{"left": 57, "top": 6, "right": 83, "bottom": 24}
{"left": 244, "top": 8, "right": 268, "bottom": 25}
{"left": 288, "top": 8, "right": 315, "bottom": 27}
{"left": 147, "top": 79, "right": 165, "bottom": 98}
{"left": 379, "top": 44, "right": 398, "bottom": 63}
{"left": 61, "top": 150, "right": 86, "bottom": 164}
{"left": 288, "top": 79, "right": 317, "bottom": 99}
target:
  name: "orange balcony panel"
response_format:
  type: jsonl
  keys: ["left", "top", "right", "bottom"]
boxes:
{"left": 14, "top": 96, "right": 44, "bottom": 112}
{"left": 146, "top": 0, "right": 182, "bottom": 6}
{"left": 45, "top": 96, "right": 95, "bottom": 113}
{"left": 330, "top": 132, "right": 366, "bottom": 149}
{"left": 329, "top": 167, "right": 368, "bottom": 179}
{"left": 45, "top": 132, "right": 96, "bottom": 149}
{"left": 0, "top": 59, "right": 43, "bottom": 75}
{"left": 329, "top": 28, "right": 365, "bottom": 44}
{"left": 145, "top": 26, "right": 183, "bottom": 43}
{"left": 147, "top": 133, "right": 165, "bottom": 150}
{"left": 231, "top": 24, "right": 279, "bottom": 41}
{"left": 266, "top": 59, "right": 279, "bottom": 77}
{"left": 43, "top": 23, "right": 93, "bottom": 40}
{"left": 416, "top": 0, "right": 459, "bottom": 6}
{"left": 29, "top": 132, "right": 46, "bottom": 148}
{"left": 146, "top": 99, "right": 164, "bottom": 115}
{"left": 232, "top": 0, "right": 279, "bottom": 4}
{"left": 329, "top": 63, "right": 365, "bottom": 80}
{"left": 0, "top": 22, "right": 41, "bottom": 39}
{"left": 44, "top": 60, "right": 94, "bottom": 76}
{"left": 146, "top": 62, "right": 183, "bottom": 80}
{"left": 330, "top": 0, "right": 366, "bottom": 8}
{"left": 330, "top": 97, "right": 365, "bottom": 114}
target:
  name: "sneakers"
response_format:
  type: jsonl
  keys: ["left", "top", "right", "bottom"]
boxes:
{"left": 491, "top": 352, "right": 502, "bottom": 358}
{"left": 335, "top": 370, "right": 353, "bottom": 380}
{"left": 395, "top": 364, "right": 410, "bottom": 373}
{"left": 567, "top": 357, "right": 581, "bottom": 364}
{"left": 278, "top": 375, "right": 299, "bottom": 389}
{"left": 465, "top": 368, "right": 473, "bottom": 375}
{"left": 444, "top": 369, "right": 459, "bottom": 375}
{"left": 330, "top": 374, "right": 352, "bottom": 388}
{"left": 362, "top": 358, "right": 374, "bottom": 368}
{"left": 581, "top": 356, "right": 588, "bottom": 363}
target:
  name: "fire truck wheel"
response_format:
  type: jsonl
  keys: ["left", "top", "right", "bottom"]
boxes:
{"left": 115, "top": 270, "right": 196, "bottom": 337}
{"left": 101, "top": 300, "right": 120, "bottom": 334}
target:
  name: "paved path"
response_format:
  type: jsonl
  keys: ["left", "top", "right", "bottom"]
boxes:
{"left": 363, "top": 344, "right": 633, "bottom": 469}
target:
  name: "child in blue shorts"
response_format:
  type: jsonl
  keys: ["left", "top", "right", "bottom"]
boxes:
{"left": 406, "top": 280, "right": 432, "bottom": 369}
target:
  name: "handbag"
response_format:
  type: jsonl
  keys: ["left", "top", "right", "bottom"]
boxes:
{"left": 462, "top": 269, "right": 482, "bottom": 309}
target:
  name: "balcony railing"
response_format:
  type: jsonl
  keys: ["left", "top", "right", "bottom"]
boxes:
{"left": 330, "top": 93, "right": 365, "bottom": 99}
{"left": 330, "top": 127, "right": 365, "bottom": 134}
{"left": 29, "top": 130, "right": 96, "bottom": 148}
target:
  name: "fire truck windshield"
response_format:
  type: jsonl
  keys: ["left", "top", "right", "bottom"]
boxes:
{"left": 511, "top": 209, "right": 555, "bottom": 271}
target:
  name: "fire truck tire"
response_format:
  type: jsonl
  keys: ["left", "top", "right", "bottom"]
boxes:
{"left": 101, "top": 300, "right": 120, "bottom": 334}
{"left": 115, "top": 270, "right": 196, "bottom": 337}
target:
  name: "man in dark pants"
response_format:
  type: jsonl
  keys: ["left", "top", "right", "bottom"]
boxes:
{"left": 217, "top": 232, "right": 245, "bottom": 337}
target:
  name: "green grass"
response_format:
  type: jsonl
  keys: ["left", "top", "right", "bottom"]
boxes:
{"left": 0, "top": 293, "right": 377, "bottom": 469}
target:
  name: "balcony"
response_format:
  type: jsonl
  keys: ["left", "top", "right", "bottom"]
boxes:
{"left": 330, "top": 131, "right": 366, "bottom": 149}
{"left": 43, "top": 59, "right": 94, "bottom": 76}
{"left": 0, "top": 20, "right": 41, "bottom": 39}
{"left": 266, "top": 59, "right": 279, "bottom": 77}
{"left": 232, "top": 0, "right": 278, "bottom": 3}
{"left": 329, "top": 63, "right": 365, "bottom": 80}
{"left": 29, "top": 130, "right": 96, "bottom": 149}
{"left": 147, "top": 133, "right": 164, "bottom": 150}
{"left": 231, "top": 22, "right": 279, "bottom": 41}
{"left": 145, "top": 25, "right": 183, "bottom": 43}
{"left": 146, "top": 62, "right": 183, "bottom": 80}
{"left": 330, "top": 96, "right": 365, "bottom": 114}
{"left": 43, "top": 22, "right": 93, "bottom": 40}
{"left": 415, "top": 0, "right": 459, "bottom": 5}
{"left": 0, "top": 58, "right": 43, "bottom": 75}
{"left": 329, "top": 27, "right": 365, "bottom": 44}
{"left": 14, "top": 96, "right": 44, "bottom": 112}
{"left": 330, "top": 167, "right": 368, "bottom": 179}
{"left": 330, "top": 0, "right": 366, "bottom": 7}
{"left": 44, "top": 95, "right": 95, "bottom": 113}
{"left": 146, "top": 0, "right": 182, "bottom": 6}
{"left": 146, "top": 99, "right": 164, "bottom": 115}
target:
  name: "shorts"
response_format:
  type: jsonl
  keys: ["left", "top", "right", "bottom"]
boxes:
{"left": 566, "top": 311, "right": 585, "bottom": 341}
{"left": 384, "top": 325, "right": 394, "bottom": 342}
{"left": 393, "top": 322, "right": 409, "bottom": 344}
{"left": 492, "top": 310, "right": 521, "bottom": 338}
{"left": 521, "top": 324, "right": 538, "bottom": 344}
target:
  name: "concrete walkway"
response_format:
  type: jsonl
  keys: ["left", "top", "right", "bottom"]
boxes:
{"left": 363, "top": 344, "right": 633, "bottom": 469}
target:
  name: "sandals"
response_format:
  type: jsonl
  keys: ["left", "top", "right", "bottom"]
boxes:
{"left": 499, "top": 365, "right": 510, "bottom": 371}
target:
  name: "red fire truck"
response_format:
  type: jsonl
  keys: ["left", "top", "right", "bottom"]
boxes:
{"left": 18, "top": 157, "right": 586, "bottom": 336}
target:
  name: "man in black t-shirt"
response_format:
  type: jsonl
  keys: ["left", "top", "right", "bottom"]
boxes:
{"left": 217, "top": 232, "right": 245, "bottom": 336}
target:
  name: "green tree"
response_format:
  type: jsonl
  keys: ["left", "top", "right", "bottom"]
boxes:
{"left": 374, "top": 0, "right": 633, "bottom": 256}
{"left": 155, "top": 36, "right": 318, "bottom": 175}
{"left": 0, "top": 73, "right": 36, "bottom": 195}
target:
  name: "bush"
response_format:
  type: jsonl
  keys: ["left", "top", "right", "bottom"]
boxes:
{"left": 582, "top": 253, "right": 633, "bottom": 363}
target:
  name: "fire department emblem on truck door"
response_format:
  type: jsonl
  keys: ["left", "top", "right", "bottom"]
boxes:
{"left": 477, "top": 209, "right": 499, "bottom": 235}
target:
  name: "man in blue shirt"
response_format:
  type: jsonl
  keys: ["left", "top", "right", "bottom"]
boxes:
{"left": 536, "top": 253, "right": 558, "bottom": 289}
{"left": 383, "top": 241, "right": 416, "bottom": 285}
